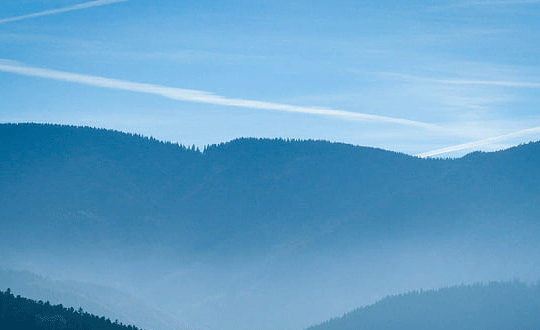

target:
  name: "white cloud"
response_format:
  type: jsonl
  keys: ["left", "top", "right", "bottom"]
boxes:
{"left": 0, "top": 0, "right": 128, "bottom": 24}
{"left": 0, "top": 59, "right": 438, "bottom": 129}
{"left": 416, "top": 126, "right": 540, "bottom": 157}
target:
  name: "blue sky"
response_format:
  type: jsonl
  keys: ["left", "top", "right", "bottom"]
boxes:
{"left": 1, "top": 0, "right": 540, "bottom": 157}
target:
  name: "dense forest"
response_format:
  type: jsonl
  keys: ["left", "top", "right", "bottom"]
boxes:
{"left": 2, "top": 122, "right": 540, "bottom": 259}
{"left": 306, "top": 281, "right": 540, "bottom": 330}
{"left": 0, "top": 288, "right": 144, "bottom": 330}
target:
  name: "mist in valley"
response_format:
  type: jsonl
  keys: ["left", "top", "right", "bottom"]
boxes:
{"left": 3, "top": 220, "right": 540, "bottom": 330}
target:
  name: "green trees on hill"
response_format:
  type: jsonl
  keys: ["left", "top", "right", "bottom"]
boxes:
{"left": 0, "top": 288, "right": 144, "bottom": 330}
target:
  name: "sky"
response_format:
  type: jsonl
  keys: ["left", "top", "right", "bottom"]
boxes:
{"left": 1, "top": 0, "right": 540, "bottom": 157}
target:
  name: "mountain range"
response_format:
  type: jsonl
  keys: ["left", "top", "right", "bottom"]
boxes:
{"left": 2, "top": 123, "right": 540, "bottom": 330}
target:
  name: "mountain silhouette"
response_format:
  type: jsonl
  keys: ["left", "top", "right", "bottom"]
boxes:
{"left": 306, "top": 281, "right": 540, "bottom": 330}
{"left": 0, "top": 287, "right": 147, "bottom": 330}
{"left": 2, "top": 123, "right": 539, "bottom": 257}
{"left": 0, "top": 268, "right": 191, "bottom": 330}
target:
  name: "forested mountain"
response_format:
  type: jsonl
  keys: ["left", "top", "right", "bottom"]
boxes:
{"left": 306, "top": 281, "right": 540, "bottom": 330}
{"left": 0, "top": 288, "right": 145, "bottom": 330}
{"left": 2, "top": 123, "right": 540, "bottom": 257}
{"left": 2, "top": 123, "right": 540, "bottom": 330}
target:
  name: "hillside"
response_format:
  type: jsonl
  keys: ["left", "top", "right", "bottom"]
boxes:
{"left": 306, "top": 281, "right": 540, "bottom": 330}
{"left": 2, "top": 123, "right": 540, "bottom": 258}
{"left": 0, "top": 268, "right": 190, "bottom": 330}
{"left": 0, "top": 288, "right": 146, "bottom": 330}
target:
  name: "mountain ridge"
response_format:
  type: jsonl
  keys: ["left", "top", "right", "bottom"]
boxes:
{"left": 305, "top": 281, "right": 540, "bottom": 330}
{"left": 2, "top": 122, "right": 540, "bottom": 258}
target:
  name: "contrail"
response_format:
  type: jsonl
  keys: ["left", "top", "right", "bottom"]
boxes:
{"left": 0, "top": 59, "right": 438, "bottom": 129}
{"left": 0, "top": 0, "right": 128, "bottom": 24}
{"left": 416, "top": 126, "right": 540, "bottom": 158}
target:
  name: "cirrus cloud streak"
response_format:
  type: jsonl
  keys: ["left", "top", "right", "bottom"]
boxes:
{"left": 417, "top": 125, "right": 540, "bottom": 157}
{"left": 0, "top": 0, "right": 128, "bottom": 24}
{"left": 0, "top": 59, "right": 438, "bottom": 129}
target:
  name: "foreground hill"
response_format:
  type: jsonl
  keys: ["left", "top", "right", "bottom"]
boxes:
{"left": 0, "top": 288, "right": 145, "bottom": 330}
{"left": 306, "top": 281, "right": 540, "bottom": 330}
{"left": 0, "top": 268, "right": 190, "bottom": 330}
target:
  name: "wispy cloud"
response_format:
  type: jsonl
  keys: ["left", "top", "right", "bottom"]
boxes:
{"left": 373, "top": 71, "right": 540, "bottom": 89}
{"left": 0, "top": 59, "right": 438, "bottom": 129}
{"left": 416, "top": 126, "right": 540, "bottom": 157}
{"left": 0, "top": 0, "right": 127, "bottom": 24}
{"left": 430, "top": 78, "right": 540, "bottom": 88}
{"left": 368, "top": 70, "right": 539, "bottom": 116}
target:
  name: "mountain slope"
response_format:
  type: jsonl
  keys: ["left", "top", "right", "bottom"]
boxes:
{"left": 0, "top": 287, "right": 147, "bottom": 330}
{"left": 2, "top": 123, "right": 540, "bottom": 258}
{"left": 0, "top": 268, "right": 190, "bottom": 330}
{"left": 306, "top": 281, "right": 540, "bottom": 330}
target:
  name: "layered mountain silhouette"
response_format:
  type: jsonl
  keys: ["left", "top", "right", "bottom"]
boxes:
{"left": 2, "top": 122, "right": 540, "bottom": 330}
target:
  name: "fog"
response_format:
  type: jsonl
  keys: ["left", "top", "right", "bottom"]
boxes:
{"left": 3, "top": 217, "right": 539, "bottom": 330}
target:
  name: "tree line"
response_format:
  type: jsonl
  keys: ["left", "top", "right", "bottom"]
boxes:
{"left": 0, "top": 288, "right": 146, "bottom": 330}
